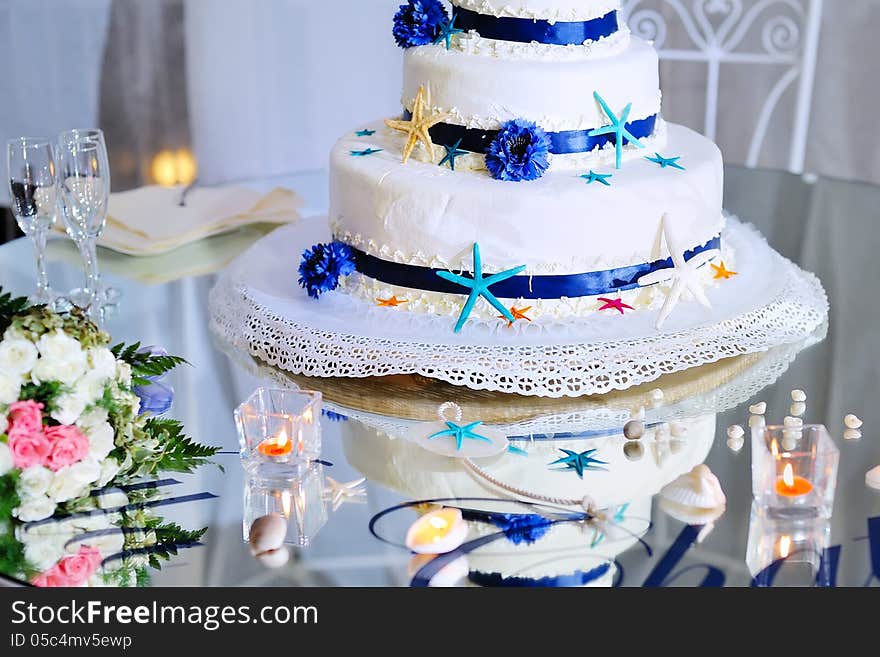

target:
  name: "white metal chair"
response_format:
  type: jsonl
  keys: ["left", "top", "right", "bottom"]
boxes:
{"left": 622, "top": 0, "right": 824, "bottom": 173}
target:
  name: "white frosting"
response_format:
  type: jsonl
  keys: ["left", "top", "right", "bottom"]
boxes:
{"left": 329, "top": 122, "right": 724, "bottom": 275}
{"left": 454, "top": 23, "right": 631, "bottom": 61}
{"left": 403, "top": 37, "right": 661, "bottom": 132}
{"left": 452, "top": 0, "right": 621, "bottom": 22}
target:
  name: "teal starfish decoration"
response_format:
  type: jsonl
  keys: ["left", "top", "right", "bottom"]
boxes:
{"left": 549, "top": 448, "right": 608, "bottom": 478}
{"left": 439, "top": 139, "right": 468, "bottom": 171}
{"left": 434, "top": 14, "right": 464, "bottom": 50}
{"left": 645, "top": 153, "right": 685, "bottom": 170}
{"left": 588, "top": 91, "right": 645, "bottom": 170}
{"left": 355, "top": 129, "right": 376, "bottom": 137}
{"left": 429, "top": 420, "right": 491, "bottom": 451}
{"left": 507, "top": 444, "right": 528, "bottom": 456}
{"left": 436, "top": 243, "right": 527, "bottom": 333}
{"left": 350, "top": 148, "right": 382, "bottom": 157}
{"left": 580, "top": 170, "right": 613, "bottom": 186}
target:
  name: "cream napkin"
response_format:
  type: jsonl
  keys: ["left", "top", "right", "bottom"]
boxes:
{"left": 67, "top": 185, "right": 301, "bottom": 256}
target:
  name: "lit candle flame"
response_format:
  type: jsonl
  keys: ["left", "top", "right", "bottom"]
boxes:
{"left": 429, "top": 516, "right": 449, "bottom": 531}
{"left": 770, "top": 439, "right": 779, "bottom": 457}
{"left": 779, "top": 535, "right": 792, "bottom": 559}
{"left": 258, "top": 428, "right": 293, "bottom": 457}
{"left": 281, "top": 490, "right": 292, "bottom": 518}
{"left": 782, "top": 463, "right": 795, "bottom": 489}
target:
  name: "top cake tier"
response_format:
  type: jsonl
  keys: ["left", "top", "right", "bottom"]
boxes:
{"left": 453, "top": 0, "right": 622, "bottom": 23}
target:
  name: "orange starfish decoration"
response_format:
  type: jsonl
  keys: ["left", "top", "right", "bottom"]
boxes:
{"left": 385, "top": 86, "right": 450, "bottom": 164}
{"left": 376, "top": 295, "right": 408, "bottom": 307}
{"left": 498, "top": 305, "right": 533, "bottom": 328}
{"left": 711, "top": 261, "right": 738, "bottom": 280}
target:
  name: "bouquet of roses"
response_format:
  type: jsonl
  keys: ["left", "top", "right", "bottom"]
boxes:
{"left": 0, "top": 289, "right": 217, "bottom": 585}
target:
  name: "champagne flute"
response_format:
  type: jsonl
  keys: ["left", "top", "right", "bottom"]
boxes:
{"left": 55, "top": 136, "right": 110, "bottom": 318}
{"left": 6, "top": 137, "right": 57, "bottom": 304}
{"left": 56, "top": 128, "right": 120, "bottom": 307}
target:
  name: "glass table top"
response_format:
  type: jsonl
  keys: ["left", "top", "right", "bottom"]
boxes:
{"left": 0, "top": 165, "right": 878, "bottom": 588}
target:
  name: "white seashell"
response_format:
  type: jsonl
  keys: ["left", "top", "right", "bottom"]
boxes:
{"left": 249, "top": 513, "right": 287, "bottom": 555}
{"left": 726, "top": 425, "right": 744, "bottom": 441}
{"left": 866, "top": 466, "right": 880, "bottom": 491}
{"left": 255, "top": 547, "right": 290, "bottom": 569}
{"left": 727, "top": 435, "right": 744, "bottom": 453}
{"left": 843, "top": 428, "right": 862, "bottom": 441}
{"left": 408, "top": 554, "right": 469, "bottom": 587}
{"left": 623, "top": 441, "right": 644, "bottom": 461}
{"left": 790, "top": 402, "right": 806, "bottom": 417}
{"left": 749, "top": 402, "right": 767, "bottom": 415}
{"left": 659, "top": 464, "right": 726, "bottom": 510}
{"left": 791, "top": 389, "right": 807, "bottom": 402}
{"left": 624, "top": 420, "right": 645, "bottom": 441}
{"left": 781, "top": 436, "right": 798, "bottom": 452}
{"left": 784, "top": 416, "right": 803, "bottom": 428}
{"left": 845, "top": 414, "right": 863, "bottom": 429}
{"left": 749, "top": 414, "right": 766, "bottom": 429}
{"left": 670, "top": 422, "right": 688, "bottom": 438}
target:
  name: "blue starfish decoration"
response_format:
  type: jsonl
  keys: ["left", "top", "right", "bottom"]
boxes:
{"left": 429, "top": 420, "right": 491, "bottom": 451}
{"left": 436, "top": 243, "right": 526, "bottom": 333}
{"left": 580, "top": 170, "right": 613, "bottom": 186}
{"left": 588, "top": 91, "right": 645, "bottom": 170}
{"left": 507, "top": 444, "right": 528, "bottom": 456}
{"left": 355, "top": 129, "right": 376, "bottom": 137}
{"left": 350, "top": 148, "right": 382, "bottom": 157}
{"left": 549, "top": 448, "right": 608, "bottom": 478}
{"left": 434, "top": 14, "right": 464, "bottom": 50}
{"left": 439, "top": 138, "right": 468, "bottom": 171}
{"left": 645, "top": 153, "right": 686, "bottom": 170}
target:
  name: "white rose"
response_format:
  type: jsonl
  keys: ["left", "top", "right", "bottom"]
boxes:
{"left": 88, "top": 347, "right": 117, "bottom": 379}
{"left": 0, "top": 442, "right": 12, "bottom": 477}
{"left": 77, "top": 370, "right": 109, "bottom": 405}
{"left": 0, "top": 370, "right": 20, "bottom": 405}
{"left": 85, "top": 422, "right": 114, "bottom": 461}
{"left": 115, "top": 361, "right": 132, "bottom": 387}
{"left": 0, "top": 337, "right": 38, "bottom": 376}
{"left": 96, "top": 458, "right": 121, "bottom": 488}
{"left": 24, "top": 535, "right": 68, "bottom": 572}
{"left": 14, "top": 495, "right": 56, "bottom": 522}
{"left": 47, "top": 459, "right": 101, "bottom": 503}
{"left": 96, "top": 489, "right": 127, "bottom": 510}
{"left": 77, "top": 407, "right": 109, "bottom": 432}
{"left": 36, "top": 330, "right": 83, "bottom": 362}
{"left": 19, "top": 466, "right": 53, "bottom": 497}
{"left": 68, "top": 531, "right": 123, "bottom": 557}
{"left": 32, "top": 354, "right": 87, "bottom": 386}
{"left": 50, "top": 391, "right": 89, "bottom": 426}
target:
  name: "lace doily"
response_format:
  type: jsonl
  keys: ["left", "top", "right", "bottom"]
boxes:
{"left": 209, "top": 217, "right": 828, "bottom": 398}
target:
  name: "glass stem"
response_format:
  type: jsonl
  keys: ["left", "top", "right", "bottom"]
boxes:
{"left": 31, "top": 227, "right": 50, "bottom": 301}
{"left": 81, "top": 237, "right": 101, "bottom": 302}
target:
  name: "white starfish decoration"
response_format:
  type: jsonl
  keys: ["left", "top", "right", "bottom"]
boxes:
{"left": 323, "top": 476, "right": 367, "bottom": 511}
{"left": 637, "top": 215, "right": 720, "bottom": 329}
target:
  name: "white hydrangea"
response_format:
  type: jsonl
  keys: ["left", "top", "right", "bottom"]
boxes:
{"left": 24, "top": 534, "right": 69, "bottom": 572}
{"left": 85, "top": 422, "right": 115, "bottom": 461}
{"left": 0, "top": 370, "right": 21, "bottom": 405}
{"left": 47, "top": 459, "right": 101, "bottom": 503}
{"left": 76, "top": 407, "right": 109, "bottom": 431}
{"left": 50, "top": 390, "right": 90, "bottom": 426}
{"left": 115, "top": 361, "right": 132, "bottom": 387}
{"left": 0, "top": 337, "right": 38, "bottom": 376}
{"left": 18, "top": 466, "right": 53, "bottom": 498}
{"left": 32, "top": 330, "right": 87, "bottom": 386}
{"left": 0, "top": 441, "right": 13, "bottom": 476}
{"left": 14, "top": 495, "right": 56, "bottom": 522}
{"left": 87, "top": 347, "right": 117, "bottom": 381}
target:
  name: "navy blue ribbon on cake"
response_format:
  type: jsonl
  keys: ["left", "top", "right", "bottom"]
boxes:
{"left": 342, "top": 236, "right": 721, "bottom": 300}
{"left": 403, "top": 111, "right": 657, "bottom": 156}
{"left": 455, "top": 7, "right": 620, "bottom": 46}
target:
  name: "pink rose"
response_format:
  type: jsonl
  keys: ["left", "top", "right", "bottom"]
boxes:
{"left": 44, "top": 425, "right": 90, "bottom": 471}
{"left": 7, "top": 400, "right": 44, "bottom": 440}
{"left": 8, "top": 431, "right": 51, "bottom": 469}
{"left": 55, "top": 546, "right": 102, "bottom": 585}
{"left": 31, "top": 568, "right": 69, "bottom": 588}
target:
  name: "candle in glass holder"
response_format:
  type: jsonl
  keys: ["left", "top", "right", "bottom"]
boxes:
{"left": 258, "top": 428, "right": 293, "bottom": 458}
{"left": 405, "top": 508, "right": 468, "bottom": 555}
{"left": 776, "top": 463, "right": 813, "bottom": 498}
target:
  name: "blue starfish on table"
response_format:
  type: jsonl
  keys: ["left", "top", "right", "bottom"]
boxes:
{"left": 580, "top": 170, "right": 613, "bottom": 186}
{"left": 436, "top": 243, "right": 526, "bottom": 333}
{"left": 439, "top": 138, "right": 468, "bottom": 171}
{"left": 350, "top": 147, "right": 383, "bottom": 157}
{"left": 588, "top": 91, "right": 646, "bottom": 170}
{"left": 549, "top": 448, "right": 608, "bottom": 478}
{"left": 645, "top": 153, "right": 685, "bottom": 170}
{"left": 429, "top": 420, "right": 492, "bottom": 451}
{"left": 434, "top": 14, "right": 464, "bottom": 50}
{"left": 355, "top": 129, "right": 376, "bottom": 137}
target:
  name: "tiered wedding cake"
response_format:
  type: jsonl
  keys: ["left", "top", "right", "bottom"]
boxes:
{"left": 317, "top": 0, "right": 728, "bottom": 329}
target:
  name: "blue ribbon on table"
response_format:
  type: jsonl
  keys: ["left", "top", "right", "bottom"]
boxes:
{"left": 342, "top": 236, "right": 721, "bottom": 300}
{"left": 404, "top": 111, "right": 657, "bottom": 156}
{"left": 468, "top": 562, "right": 612, "bottom": 587}
{"left": 455, "top": 7, "right": 620, "bottom": 46}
